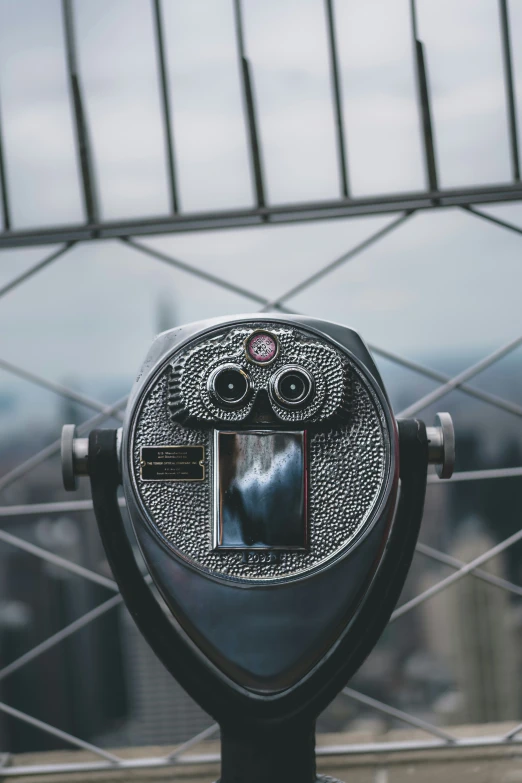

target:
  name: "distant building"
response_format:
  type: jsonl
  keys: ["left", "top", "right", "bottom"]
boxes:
{"left": 0, "top": 515, "right": 127, "bottom": 752}
{"left": 423, "top": 518, "right": 519, "bottom": 724}
{"left": 99, "top": 610, "right": 212, "bottom": 748}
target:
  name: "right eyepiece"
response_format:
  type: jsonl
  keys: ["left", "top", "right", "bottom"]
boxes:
{"left": 208, "top": 364, "right": 251, "bottom": 408}
{"left": 270, "top": 365, "right": 314, "bottom": 409}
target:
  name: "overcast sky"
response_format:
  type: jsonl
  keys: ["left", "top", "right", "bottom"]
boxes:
{"left": 0, "top": 0, "right": 521, "bottom": 423}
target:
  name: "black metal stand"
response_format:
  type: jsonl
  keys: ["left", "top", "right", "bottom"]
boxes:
{"left": 219, "top": 721, "right": 316, "bottom": 783}
{"left": 88, "top": 420, "right": 428, "bottom": 783}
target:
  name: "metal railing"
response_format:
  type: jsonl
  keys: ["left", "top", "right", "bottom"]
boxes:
{"left": 0, "top": 0, "right": 521, "bottom": 776}
{"left": 0, "top": 0, "right": 522, "bottom": 246}
{"left": 0, "top": 209, "right": 522, "bottom": 774}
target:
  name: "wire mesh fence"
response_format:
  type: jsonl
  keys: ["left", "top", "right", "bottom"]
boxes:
{"left": 0, "top": 0, "right": 521, "bottom": 776}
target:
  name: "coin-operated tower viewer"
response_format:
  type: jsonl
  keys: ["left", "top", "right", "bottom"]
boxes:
{"left": 62, "top": 314, "right": 454, "bottom": 783}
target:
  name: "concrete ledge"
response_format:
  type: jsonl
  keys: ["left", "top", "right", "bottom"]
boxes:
{"left": 3, "top": 723, "right": 522, "bottom": 783}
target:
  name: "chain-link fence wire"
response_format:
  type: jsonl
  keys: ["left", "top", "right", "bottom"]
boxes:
{"left": 0, "top": 0, "right": 522, "bottom": 775}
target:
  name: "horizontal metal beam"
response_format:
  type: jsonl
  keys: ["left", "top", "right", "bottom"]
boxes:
{"left": 427, "top": 466, "right": 522, "bottom": 483}
{"left": 2, "top": 732, "right": 522, "bottom": 776}
{"left": 1, "top": 183, "right": 522, "bottom": 249}
{"left": 0, "top": 499, "right": 123, "bottom": 516}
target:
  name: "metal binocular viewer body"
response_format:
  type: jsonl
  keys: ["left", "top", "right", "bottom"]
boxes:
{"left": 62, "top": 314, "right": 454, "bottom": 783}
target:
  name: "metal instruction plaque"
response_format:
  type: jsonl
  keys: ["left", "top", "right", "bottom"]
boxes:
{"left": 140, "top": 445, "right": 205, "bottom": 482}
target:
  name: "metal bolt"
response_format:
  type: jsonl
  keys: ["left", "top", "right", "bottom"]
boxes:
{"left": 61, "top": 425, "right": 89, "bottom": 491}
{"left": 426, "top": 412, "right": 455, "bottom": 479}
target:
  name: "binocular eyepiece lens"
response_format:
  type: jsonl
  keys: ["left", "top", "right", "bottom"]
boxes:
{"left": 209, "top": 364, "right": 251, "bottom": 406}
{"left": 271, "top": 365, "right": 314, "bottom": 408}
{"left": 280, "top": 373, "right": 307, "bottom": 401}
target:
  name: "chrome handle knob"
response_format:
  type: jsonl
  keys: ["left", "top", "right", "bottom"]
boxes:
{"left": 426, "top": 412, "right": 455, "bottom": 479}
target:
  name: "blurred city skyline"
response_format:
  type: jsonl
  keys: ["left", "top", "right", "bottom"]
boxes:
{"left": 0, "top": 0, "right": 521, "bottom": 757}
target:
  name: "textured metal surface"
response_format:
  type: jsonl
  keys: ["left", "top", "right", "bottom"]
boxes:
{"left": 130, "top": 322, "right": 390, "bottom": 583}
{"left": 167, "top": 325, "right": 350, "bottom": 425}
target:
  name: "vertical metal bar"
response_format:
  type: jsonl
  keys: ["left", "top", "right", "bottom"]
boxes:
{"left": 0, "top": 92, "right": 11, "bottom": 231}
{"left": 499, "top": 0, "right": 520, "bottom": 181}
{"left": 62, "top": 0, "right": 99, "bottom": 224}
{"left": 324, "top": 0, "right": 350, "bottom": 198}
{"left": 410, "top": 0, "right": 438, "bottom": 192}
{"left": 232, "top": 0, "right": 266, "bottom": 209}
{"left": 152, "top": 0, "right": 179, "bottom": 212}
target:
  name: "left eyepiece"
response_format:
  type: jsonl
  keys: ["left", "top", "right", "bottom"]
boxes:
{"left": 208, "top": 364, "right": 251, "bottom": 407}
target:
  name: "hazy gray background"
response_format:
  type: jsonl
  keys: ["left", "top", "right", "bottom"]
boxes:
{"left": 0, "top": 0, "right": 521, "bottom": 752}
{"left": 0, "top": 0, "right": 522, "bottom": 460}
{"left": 0, "top": 0, "right": 520, "bottom": 428}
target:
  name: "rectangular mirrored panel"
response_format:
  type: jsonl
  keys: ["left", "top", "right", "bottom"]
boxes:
{"left": 214, "top": 429, "right": 307, "bottom": 551}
